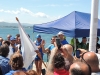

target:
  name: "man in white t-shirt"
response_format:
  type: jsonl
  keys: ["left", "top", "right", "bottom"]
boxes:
{"left": 7, "top": 37, "right": 17, "bottom": 59}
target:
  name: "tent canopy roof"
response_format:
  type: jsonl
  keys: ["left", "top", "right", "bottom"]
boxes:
{"left": 33, "top": 11, "right": 100, "bottom": 37}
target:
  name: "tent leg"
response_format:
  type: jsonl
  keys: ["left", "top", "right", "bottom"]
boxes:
{"left": 74, "top": 38, "right": 76, "bottom": 55}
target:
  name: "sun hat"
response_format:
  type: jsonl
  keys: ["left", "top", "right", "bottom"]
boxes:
{"left": 36, "top": 34, "right": 41, "bottom": 38}
{"left": 10, "top": 37, "right": 16, "bottom": 41}
{"left": 57, "top": 31, "right": 64, "bottom": 36}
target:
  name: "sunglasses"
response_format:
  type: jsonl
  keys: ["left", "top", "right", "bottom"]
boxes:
{"left": 81, "top": 52, "right": 91, "bottom": 75}
{"left": 51, "top": 38, "right": 55, "bottom": 40}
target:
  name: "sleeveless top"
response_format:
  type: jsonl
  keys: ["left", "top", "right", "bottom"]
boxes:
{"left": 35, "top": 39, "right": 43, "bottom": 55}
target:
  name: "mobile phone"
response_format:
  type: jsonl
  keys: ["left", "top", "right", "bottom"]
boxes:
{"left": 76, "top": 50, "right": 80, "bottom": 58}
{"left": 56, "top": 38, "right": 61, "bottom": 49}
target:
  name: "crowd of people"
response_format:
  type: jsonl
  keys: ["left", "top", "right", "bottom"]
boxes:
{"left": 0, "top": 31, "right": 100, "bottom": 75}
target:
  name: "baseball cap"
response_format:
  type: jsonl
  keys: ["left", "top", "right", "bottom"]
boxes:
{"left": 36, "top": 34, "right": 41, "bottom": 38}
{"left": 57, "top": 31, "right": 64, "bottom": 36}
{"left": 10, "top": 37, "right": 16, "bottom": 41}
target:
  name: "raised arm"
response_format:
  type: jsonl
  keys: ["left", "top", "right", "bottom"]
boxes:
{"left": 46, "top": 42, "right": 58, "bottom": 75}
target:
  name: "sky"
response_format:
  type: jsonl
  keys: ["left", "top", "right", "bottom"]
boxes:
{"left": 0, "top": 0, "right": 100, "bottom": 25}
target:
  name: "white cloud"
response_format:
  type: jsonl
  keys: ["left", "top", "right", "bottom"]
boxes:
{"left": 0, "top": 9, "right": 20, "bottom": 14}
{"left": 0, "top": 9, "right": 4, "bottom": 12}
{"left": 12, "top": 10, "right": 20, "bottom": 14}
{"left": 20, "top": 7, "right": 34, "bottom": 16}
{"left": 0, "top": 19, "right": 4, "bottom": 22}
{"left": 35, "top": 12, "right": 49, "bottom": 18}
{"left": 0, "top": 8, "right": 49, "bottom": 18}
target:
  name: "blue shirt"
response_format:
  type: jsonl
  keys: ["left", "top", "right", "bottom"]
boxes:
{"left": 5, "top": 68, "right": 26, "bottom": 75}
{"left": 47, "top": 44, "right": 55, "bottom": 51}
{"left": 0, "top": 56, "right": 11, "bottom": 75}
{"left": 35, "top": 39, "right": 44, "bottom": 60}
{"left": 5, "top": 70, "right": 16, "bottom": 75}
{"left": 61, "top": 39, "right": 69, "bottom": 45}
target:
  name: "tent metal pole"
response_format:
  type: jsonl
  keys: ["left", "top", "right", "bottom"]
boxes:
{"left": 74, "top": 38, "right": 76, "bottom": 54}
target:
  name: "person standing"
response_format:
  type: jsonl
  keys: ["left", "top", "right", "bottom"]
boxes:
{"left": 45, "top": 36, "right": 57, "bottom": 54}
{"left": 57, "top": 31, "right": 68, "bottom": 45}
{"left": 7, "top": 34, "right": 12, "bottom": 42}
{"left": 7, "top": 37, "right": 18, "bottom": 59}
{"left": 78, "top": 37, "right": 87, "bottom": 50}
{"left": 5, "top": 52, "right": 26, "bottom": 75}
{"left": 0, "top": 44, "right": 11, "bottom": 75}
{"left": 34, "top": 34, "right": 44, "bottom": 75}
{"left": 96, "top": 37, "right": 100, "bottom": 53}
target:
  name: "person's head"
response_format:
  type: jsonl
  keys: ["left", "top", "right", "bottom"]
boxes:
{"left": 0, "top": 44, "right": 9, "bottom": 57}
{"left": 2, "top": 40, "right": 10, "bottom": 46}
{"left": 10, "top": 36, "right": 16, "bottom": 45}
{"left": 82, "top": 37, "right": 87, "bottom": 44}
{"left": 9, "top": 52, "right": 23, "bottom": 70}
{"left": 0, "top": 37, "right": 3, "bottom": 42}
{"left": 63, "top": 44, "right": 73, "bottom": 55}
{"left": 0, "top": 37, "right": 3, "bottom": 46}
{"left": 36, "top": 34, "right": 41, "bottom": 41}
{"left": 7, "top": 34, "right": 12, "bottom": 41}
{"left": 51, "top": 36, "right": 57, "bottom": 44}
{"left": 57, "top": 31, "right": 65, "bottom": 40}
{"left": 16, "top": 34, "right": 20, "bottom": 44}
{"left": 27, "top": 70, "right": 38, "bottom": 75}
{"left": 17, "top": 37, "right": 21, "bottom": 44}
{"left": 81, "top": 52, "right": 99, "bottom": 72}
{"left": 69, "top": 62, "right": 91, "bottom": 75}
{"left": 16, "top": 34, "right": 20, "bottom": 38}
{"left": 53, "top": 53, "right": 65, "bottom": 69}
{"left": 76, "top": 39, "right": 79, "bottom": 43}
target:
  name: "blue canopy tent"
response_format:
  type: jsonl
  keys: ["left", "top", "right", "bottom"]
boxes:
{"left": 33, "top": 11, "right": 100, "bottom": 37}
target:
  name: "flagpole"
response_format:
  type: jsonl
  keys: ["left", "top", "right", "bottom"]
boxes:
{"left": 16, "top": 17, "right": 47, "bottom": 68}
{"left": 89, "top": 0, "right": 99, "bottom": 52}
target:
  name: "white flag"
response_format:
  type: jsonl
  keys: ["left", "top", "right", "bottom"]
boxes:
{"left": 16, "top": 18, "right": 38, "bottom": 69}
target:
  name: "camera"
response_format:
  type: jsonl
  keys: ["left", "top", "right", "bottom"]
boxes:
{"left": 76, "top": 50, "right": 80, "bottom": 58}
{"left": 56, "top": 38, "right": 61, "bottom": 49}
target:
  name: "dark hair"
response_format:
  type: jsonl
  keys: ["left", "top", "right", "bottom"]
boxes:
{"left": 53, "top": 53, "right": 65, "bottom": 69}
{"left": 0, "top": 44, "right": 9, "bottom": 57}
{"left": 71, "top": 68, "right": 85, "bottom": 75}
{"left": 16, "top": 34, "right": 20, "bottom": 37}
{"left": 4, "top": 40, "right": 10, "bottom": 46}
{"left": 9, "top": 53, "right": 23, "bottom": 70}
{"left": 52, "top": 36, "right": 57, "bottom": 38}
{"left": 82, "top": 37, "right": 86, "bottom": 39}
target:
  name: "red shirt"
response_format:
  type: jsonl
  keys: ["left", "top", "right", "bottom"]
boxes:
{"left": 54, "top": 69, "right": 69, "bottom": 75}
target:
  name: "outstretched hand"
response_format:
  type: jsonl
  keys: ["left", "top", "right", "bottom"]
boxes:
{"left": 78, "top": 48, "right": 87, "bottom": 54}
{"left": 41, "top": 40, "right": 45, "bottom": 46}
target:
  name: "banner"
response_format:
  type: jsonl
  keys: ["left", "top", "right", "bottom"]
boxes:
{"left": 16, "top": 17, "right": 38, "bottom": 69}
